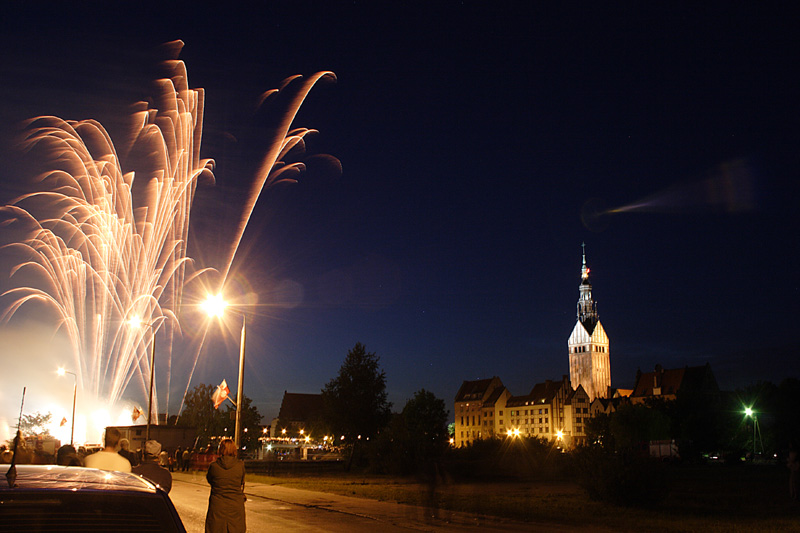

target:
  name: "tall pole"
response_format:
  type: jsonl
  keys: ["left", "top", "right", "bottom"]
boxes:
{"left": 58, "top": 368, "right": 77, "bottom": 446}
{"left": 234, "top": 314, "right": 246, "bottom": 452}
{"left": 70, "top": 379, "right": 76, "bottom": 446}
{"left": 147, "top": 331, "right": 157, "bottom": 442}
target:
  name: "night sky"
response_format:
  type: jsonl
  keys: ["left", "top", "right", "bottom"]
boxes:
{"left": 0, "top": 3, "right": 798, "bottom": 427}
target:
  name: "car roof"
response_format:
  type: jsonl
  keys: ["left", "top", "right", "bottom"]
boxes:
{"left": 1, "top": 464, "right": 157, "bottom": 492}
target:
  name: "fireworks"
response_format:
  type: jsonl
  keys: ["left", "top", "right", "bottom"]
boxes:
{"left": 0, "top": 42, "right": 335, "bottom": 439}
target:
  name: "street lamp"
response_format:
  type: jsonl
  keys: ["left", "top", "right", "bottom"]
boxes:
{"left": 744, "top": 407, "right": 763, "bottom": 459}
{"left": 57, "top": 367, "right": 77, "bottom": 446}
{"left": 203, "top": 294, "right": 247, "bottom": 452}
{"left": 128, "top": 317, "right": 161, "bottom": 442}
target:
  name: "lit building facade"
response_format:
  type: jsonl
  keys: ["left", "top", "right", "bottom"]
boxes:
{"left": 453, "top": 377, "right": 507, "bottom": 447}
{"left": 453, "top": 245, "right": 613, "bottom": 448}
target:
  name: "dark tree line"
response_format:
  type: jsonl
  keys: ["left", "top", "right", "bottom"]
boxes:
{"left": 316, "top": 342, "right": 450, "bottom": 474}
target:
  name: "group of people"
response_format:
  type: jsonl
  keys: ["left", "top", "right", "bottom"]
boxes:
{"left": 65, "top": 427, "right": 173, "bottom": 493}
{"left": 4, "top": 427, "right": 247, "bottom": 532}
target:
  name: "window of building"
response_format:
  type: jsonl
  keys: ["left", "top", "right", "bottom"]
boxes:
{"left": 499, "top": 411, "right": 503, "bottom": 416}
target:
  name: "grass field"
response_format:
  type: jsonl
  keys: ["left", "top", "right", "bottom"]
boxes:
{"left": 248, "top": 464, "right": 799, "bottom": 532}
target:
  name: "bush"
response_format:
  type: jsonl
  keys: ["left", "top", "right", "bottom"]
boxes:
{"left": 444, "top": 437, "right": 568, "bottom": 481}
{"left": 571, "top": 446, "right": 670, "bottom": 507}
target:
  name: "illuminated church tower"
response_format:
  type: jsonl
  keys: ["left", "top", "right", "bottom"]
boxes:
{"left": 568, "top": 244, "right": 610, "bottom": 400}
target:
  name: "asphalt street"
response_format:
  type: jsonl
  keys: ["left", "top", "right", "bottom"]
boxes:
{"left": 168, "top": 471, "right": 586, "bottom": 532}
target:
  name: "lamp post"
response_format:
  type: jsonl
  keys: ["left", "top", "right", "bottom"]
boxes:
{"left": 128, "top": 317, "right": 160, "bottom": 442}
{"left": 203, "top": 294, "right": 247, "bottom": 452}
{"left": 744, "top": 407, "right": 762, "bottom": 459}
{"left": 57, "top": 367, "right": 77, "bottom": 446}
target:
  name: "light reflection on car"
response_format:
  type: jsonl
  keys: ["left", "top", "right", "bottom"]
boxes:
{"left": 1, "top": 464, "right": 185, "bottom": 532}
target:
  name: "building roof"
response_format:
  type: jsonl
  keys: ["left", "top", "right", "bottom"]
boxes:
{"left": 277, "top": 392, "right": 323, "bottom": 423}
{"left": 505, "top": 394, "right": 537, "bottom": 407}
{"left": 632, "top": 363, "right": 719, "bottom": 398}
{"left": 482, "top": 386, "right": 507, "bottom": 408}
{"left": 566, "top": 384, "right": 590, "bottom": 404}
{"left": 529, "top": 376, "right": 570, "bottom": 403}
{"left": 455, "top": 377, "right": 501, "bottom": 402}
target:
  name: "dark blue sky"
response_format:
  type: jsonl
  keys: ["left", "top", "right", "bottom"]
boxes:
{"left": 1, "top": 3, "right": 797, "bottom": 423}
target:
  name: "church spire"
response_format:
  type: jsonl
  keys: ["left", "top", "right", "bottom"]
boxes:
{"left": 577, "top": 243, "right": 598, "bottom": 330}
{"left": 581, "top": 242, "right": 589, "bottom": 281}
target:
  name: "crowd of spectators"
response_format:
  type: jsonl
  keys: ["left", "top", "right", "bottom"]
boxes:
{"left": 0, "top": 429, "right": 223, "bottom": 494}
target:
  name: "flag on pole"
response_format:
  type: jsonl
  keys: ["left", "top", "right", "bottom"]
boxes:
{"left": 60, "top": 417, "right": 68, "bottom": 427}
{"left": 212, "top": 379, "right": 230, "bottom": 409}
{"left": 132, "top": 406, "right": 144, "bottom": 422}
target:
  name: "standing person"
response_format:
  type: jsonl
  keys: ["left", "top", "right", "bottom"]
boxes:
{"left": 204, "top": 439, "right": 246, "bottom": 533}
{"left": 159, "top": 447, "right": 171, "bottom": 471}
{"left": 118, "top": 438, "right": 139, "bottom": 467}
{"left": 182, "top": 448, "right": 191, "bottom": 471}
{"left": 85, "top": 427, "right": 132, "bottom": 472}
{"left": 175, "top": 446, "right": 183, "bottom": 471}
{"left": 133, "top": 440, "right": 172, "bottom": 493}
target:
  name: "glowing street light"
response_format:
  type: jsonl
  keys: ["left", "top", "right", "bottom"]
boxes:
{"left": 127, "top": 317, "right": 161, "bottom": 442}
{"left": 204, "top": 294, "right": 247, "bottom": 452}
{"left": 57, "top": 367, "right": 77, "bottom": 446}
{"left": 201, "top": 293, "right": 227, "bottom": 318}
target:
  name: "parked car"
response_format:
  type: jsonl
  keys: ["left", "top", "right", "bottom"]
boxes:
{"left": 1, "top": 464, "right": 186, "bottom": 532}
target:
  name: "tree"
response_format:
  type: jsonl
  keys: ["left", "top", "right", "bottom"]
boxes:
{"left": 20, "top": 411, "right": 52, "bottom": 437}
{"left": 178, "top": 384, "right": 263, "bottom": 451}
{"left": 609, "top": 403, "right": 670, "bottom": 453}
{"left": 402, "top": 389, "right": 449, "bottom": 465}
{"left": 223, "top": 394, "right": 263, "bottom": 452}
{"left": 321, "top": 342, "right": 392, "bottom": 445}
{"left": 178, "top": 384, "right": 227, "bottom": 447}
{"left": 369, "top": 389, "right": 450, "bottom": 475}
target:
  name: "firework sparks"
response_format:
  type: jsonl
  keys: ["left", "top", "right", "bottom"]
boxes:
{"left": 0, "top": 41, "right": 335, "bottom": 441}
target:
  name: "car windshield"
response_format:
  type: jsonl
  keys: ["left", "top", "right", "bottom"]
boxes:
{"left": 0, "top": 490, "right": 183, "bottom": 533}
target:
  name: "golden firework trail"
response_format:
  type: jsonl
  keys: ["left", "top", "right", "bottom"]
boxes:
{"left": 0, "top": 41, "right": 335, "bottom": 420}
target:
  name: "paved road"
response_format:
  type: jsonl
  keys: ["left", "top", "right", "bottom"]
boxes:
{"left": 169, "top": 472, "right": 588, "bottom": 532}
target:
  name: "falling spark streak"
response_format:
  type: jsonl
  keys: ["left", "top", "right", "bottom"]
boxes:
{"left": 0, "top": 41, "right": 336, "bottom": 432}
